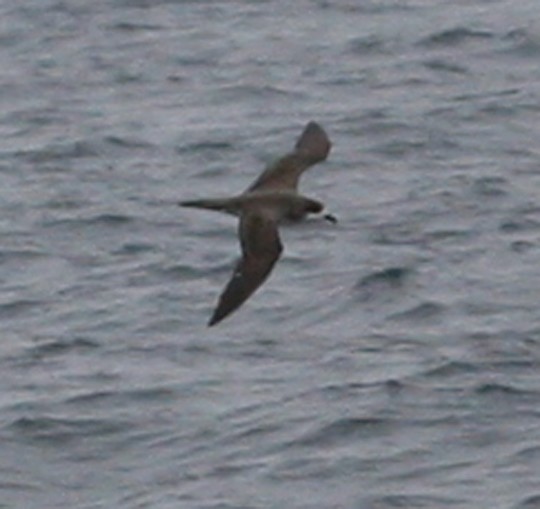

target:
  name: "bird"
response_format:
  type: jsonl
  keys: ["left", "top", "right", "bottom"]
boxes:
{"left": 180, "top": 121, "right": 334, "bottom": 326}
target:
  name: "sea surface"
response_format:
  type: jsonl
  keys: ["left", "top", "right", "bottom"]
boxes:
{"left": 2, "top": 0, "right": 540, "bottom": 508}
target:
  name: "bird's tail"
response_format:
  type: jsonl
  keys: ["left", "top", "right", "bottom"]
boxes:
{"left": 179, "top": 197, "right": 238, "bottom": 215}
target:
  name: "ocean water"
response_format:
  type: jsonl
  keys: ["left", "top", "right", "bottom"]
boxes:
{"left": 2, "top": 0, "right": 540, "bottom": 507}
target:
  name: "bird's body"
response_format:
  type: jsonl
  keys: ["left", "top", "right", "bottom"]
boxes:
{"left": 181, "top": 190, "right": 324, "bottom": 222}
{"left": 180, "top": 121, "right": 333, "bottom": 326}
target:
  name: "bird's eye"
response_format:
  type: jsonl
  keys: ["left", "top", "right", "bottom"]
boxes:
{"left": 308, "top": 201, "right": 324, "bottom": 213}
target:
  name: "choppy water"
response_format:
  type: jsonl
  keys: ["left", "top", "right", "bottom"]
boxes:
{"left": 2, "top": 0, "right": 540, "bottom": 508}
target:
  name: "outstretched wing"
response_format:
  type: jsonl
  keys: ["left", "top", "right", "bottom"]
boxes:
{"left": 208, "top": 211, "right": 283, "bottom": 326}
{"left": 247, "top": 121, "right": 331, "bottom": 193}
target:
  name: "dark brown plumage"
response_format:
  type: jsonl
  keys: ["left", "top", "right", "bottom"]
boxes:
{"left": 180, "top": 121, "right": 333, "bottom": 326}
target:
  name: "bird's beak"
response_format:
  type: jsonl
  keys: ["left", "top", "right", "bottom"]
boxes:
{"left": 323, "top": 213, "right": 338, "bottom": 224}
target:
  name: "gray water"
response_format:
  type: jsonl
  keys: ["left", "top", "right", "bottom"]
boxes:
{"left": 2, "top": 1, "right": 540, "bottom": 508}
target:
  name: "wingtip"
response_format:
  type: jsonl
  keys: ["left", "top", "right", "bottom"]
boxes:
{"left": 295, "top": 121, "right": 331, "bottom": 162}
{"left": 208, "top": 314, "right": 227, "bottom": 327}
{"left": 207, "top": 307, "right": 227, "bottom": 327}
{"left": 305, "top": 120, "right": 322, "bottom": 130}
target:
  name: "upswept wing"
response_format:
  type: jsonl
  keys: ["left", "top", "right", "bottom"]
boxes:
{"left": 208, "top": 211, "right": 283, "bottom": 326}
{"left": 247, "top": 121, "right": 331, "bottom": 193}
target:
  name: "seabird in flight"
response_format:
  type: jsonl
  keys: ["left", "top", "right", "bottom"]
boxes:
{"left": 180, "top": 121, "right": 334, "bottom": 326}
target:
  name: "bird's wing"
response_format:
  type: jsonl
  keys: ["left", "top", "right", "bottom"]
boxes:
{"left": 247, "top": 121, "right": 331, "bottom": 193}
{"left": 208, "top": 210, "right": 283, "bottom": 326}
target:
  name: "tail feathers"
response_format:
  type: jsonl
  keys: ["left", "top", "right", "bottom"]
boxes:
{"left": 179, "top": 198, "right": 238, "bottom": 215}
